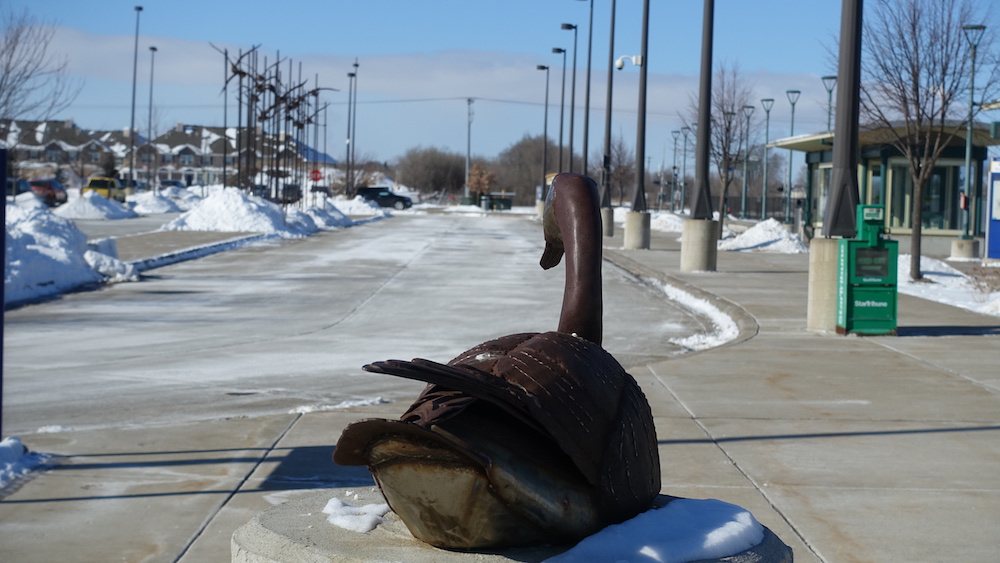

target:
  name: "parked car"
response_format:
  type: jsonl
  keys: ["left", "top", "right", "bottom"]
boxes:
{"left": 6, "top": 178, "right": 31, "bottom": 198}
{"left": 310, "top": 185, "right": 333, "bottom": 197}
{"left": 26, "top": 178, "right": 68, "bottom": 206}
{"left": 159, "top": 179, "right": 186, "bottom": 190}
{"left": 356, "top": 186, "right": 412, "bottom": 210}
{"left": 83, "top": 177, "right": 127, "bottom": 202}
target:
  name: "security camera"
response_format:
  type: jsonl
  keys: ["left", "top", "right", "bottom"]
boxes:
{"left": 615, "top": 58, "right": 625, "bottom": 70}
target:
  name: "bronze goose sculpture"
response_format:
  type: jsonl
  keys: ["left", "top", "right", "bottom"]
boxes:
{"left": 334, "top": 173, "right": 660, "bottom": 549}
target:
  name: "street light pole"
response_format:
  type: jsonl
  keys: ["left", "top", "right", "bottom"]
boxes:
{"left": 632, "top": 0, "right": 650, "bottom": 215}
{"left": 671, "top": 130, "right": 680, "bottom": 212}
{"left": 681, "top": 126, "right": 690, "bottom": 214}
{"left": 128, "top": 6, "right": 143, "bottom": 194}
{"left": 537, "top": 65, "right": 550, "bottom": 200}
{"left": 761, "top": 98, "right": 774, "bottom": 220}
{"left": 741, "top": 104, "right": 754, "bottom": 219}
{"left": 822, "top": 75, "right": 837, "bottom": 131}
{"left": 962, "top": 23, "right": 986, "bottom": 239}
{"left": 785, "top": 89, "right": 801, "bottom": 223}
{"left": 561, "top": 23, "right": 578, "bottom": 173}
{"left": 553, "top": 47, "right": 567, "bottom": 172}
{"left": 147, "top": 45, "right": 156, "bottom": 190}
{"left": 345, "top": 71, "right": 355, "bottom": 194}
{"left": 600, "top": 0, "right": 617, "bottom": 212}
{"left": 579, "top": 0, "right": 594, "bottom": 175}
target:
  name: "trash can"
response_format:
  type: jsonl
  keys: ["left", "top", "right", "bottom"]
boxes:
{"left": 480, "top": 194, "right": 491, "bottom": 211}
{"left": 836, "top": 205, "right": 898, "bottom": 335}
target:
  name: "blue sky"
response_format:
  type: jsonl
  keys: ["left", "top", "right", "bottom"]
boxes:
{"left": 17, "top": 0, "right": 846, "bottom": 171}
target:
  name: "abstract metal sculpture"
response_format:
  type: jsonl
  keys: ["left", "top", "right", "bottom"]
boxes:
{"left": 334, "top": 173, "right": 660, "bottom": 549}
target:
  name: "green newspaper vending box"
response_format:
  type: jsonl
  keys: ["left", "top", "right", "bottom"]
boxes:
{"left": 836, "top": 205, "right": 898, "bottom": 335}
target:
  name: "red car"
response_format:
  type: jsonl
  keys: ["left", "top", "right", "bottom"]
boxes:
{"left": 28, "top": 178, "right": 69, "bottom": 207}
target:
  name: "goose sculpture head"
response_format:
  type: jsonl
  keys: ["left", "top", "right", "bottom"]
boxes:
{"left": 334, "top": 173, "right": 660, "bottom": 549}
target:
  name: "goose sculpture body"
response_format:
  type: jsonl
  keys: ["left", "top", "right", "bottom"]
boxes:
{"left": 334, "top": 173, "right": 660, "bottom": 549}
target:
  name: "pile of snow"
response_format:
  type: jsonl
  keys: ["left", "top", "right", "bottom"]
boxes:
{"left": 127, "top": 191, "right": 182, "bottom": 214}
{"left": 331, "top": 195, "right": 388, "bottom": 216}
{"left": 650, "top": 212, "right": 686, "bottom": 233}
{"left": 5, "top": 203, "right": 104, "bottom": 304}
{"left": 546, "top": 498, "right": 764, "bottom": 563}
{"left": 719, "top": 218, "right": 809, "bottom": 253}
{"left": 306, "top": 200, "right": 354, "bottom": 229}
{"left": 0, "top": 437, "right": 52, "bottom": 490}
{"left": 161, "top": 187, "right": 303, "bottom": 238}
{"left": 157, "top": 186, "right": 203, "bottom": 210}
{"left": 53, "top": 191, "right": 137, "bottom": 220}
{"left": 900, "top": 255, "right": 1000, "bottom": 316}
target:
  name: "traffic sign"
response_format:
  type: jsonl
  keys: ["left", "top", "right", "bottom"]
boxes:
{"left": 309, "top": 169, "right": 322, "bottom": 182}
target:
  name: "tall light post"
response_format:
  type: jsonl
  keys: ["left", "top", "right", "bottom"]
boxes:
{"left": 740, "top": 104, "right": 754, "bottom": 219}
{"left": 962, "top": 23, "right": 986, "bottom": 239}
{"left": 822, "top": 75, "right": 837, "bottom": 131}
{"left": 553, "top": 47, "right": 567, "bottom": 172}
{"left": 600, "top": 0, "right": 617, "bottom": 217}
{"left": 578, "top": 0, "right": 594, "bottom": 175}
{"left": 671, "top": 130, "right": 680, "bottom": 211}
{"left": 537, "top": 65, "right": 551, "bottom": 200}
{"left": 345, "top": 71, "right": 355, "bottom": 194}
{"left": 128, "top": 6, "right": 143, "bottom": 194}
{"left": 466, "top": 98, "right": 474, "bottom": 201}
{"left": 147, "top": 45, "right": 156, "bottom": 190}
{"left": 561, "top": 23, "right": 578, "bottom": 173}
{"left": 785, "top": 89, "right": 801, "bottom": 223}
{"left": 681, "top": 126, "right": 691, "bottom": 214}
{"left": 350, "top": 59, "right": 359, "bottom": 194}
{"left": 760, "top": 98, "right": 774, "bottom": 220}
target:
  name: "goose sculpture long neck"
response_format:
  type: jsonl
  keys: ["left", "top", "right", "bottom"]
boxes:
{"left": 541, "top": 174, "right": 603, "bottom": 346}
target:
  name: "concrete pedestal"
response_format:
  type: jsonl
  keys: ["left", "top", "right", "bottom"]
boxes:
{"left": 232, "top": 488, "right": 792, "bottom": 563}
{"left": 807, "top": 238, "right": 839, "bottom": 332}
{"left": 950, "top": 237, "right": 980, "bottom": 259}
{"left": 680, "top": 218, "right": 719, "bottom": 272}
{"left": 624, "top": 211, "right": 651, "bottom": 249}
{"left": 601, "top": 207, "right": 614, "bottom": 237}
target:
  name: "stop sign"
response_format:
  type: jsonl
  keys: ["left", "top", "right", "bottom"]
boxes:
{"left": 309, "top": 169, "right": 322, "bottom": 182}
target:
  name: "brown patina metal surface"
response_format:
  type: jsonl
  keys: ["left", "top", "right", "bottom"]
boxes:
{"left": 334, "top": 174, "right": 661, "bottom": 549}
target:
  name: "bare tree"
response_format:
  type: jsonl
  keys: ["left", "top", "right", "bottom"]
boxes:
{"left": 685, "top": 62, "right": 756, "bottom": 234}
{"left": 0, "top": 6, "right": 81, "bottom": 120}
{"left": 393, "top": 146, "right": 466, "bottom": 198}
{"left": 493, "top": 134, "right": 557, "bottom": 205}
{"left": 860, "top": 0, "right": 999, "bottom": 280}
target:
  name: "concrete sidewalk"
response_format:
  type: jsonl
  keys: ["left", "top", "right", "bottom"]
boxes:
{"left": 2, "top": 222, "right": 999, "bottom": 562}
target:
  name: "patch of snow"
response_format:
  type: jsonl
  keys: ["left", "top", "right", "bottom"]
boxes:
{"left": 332, "top": 196, "right": 388, "bottom": 217}
{"left": 545, "top": 498, "right": 764, "bottom": 563}
{"left": 322, "top": 496, "right": 392, "bottom": 533}
{"left": 290, "top": 397, "right": 389, "bottom": 414}
{"left": 1, "top": 437, "right": 52, "bottom": 491}
{"left": 647, "top": 277, "right": 740, "bottom": 350}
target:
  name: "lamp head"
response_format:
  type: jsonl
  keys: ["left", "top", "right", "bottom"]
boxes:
{"left": 743, "top": 105, "right": 755, "bottom": 118}
{"left": 962, "top": 24, "right": 987, "bottom": 47}
{"left": 561, "top": 23, "right": 577, "bottom": 31}
{"left": 822, "top": 75, "right": 837, "bottom": 93}
{"left": 786, "top": 90, "right": 801, "bottom": 104}
{"left": 149, "top": 46, "right": 157, "bottom": 53}
{"left": 553, "top": 47, "right": 565, "bottom": 54}
{"left": 671, "top": 130, "right": 680, "bottom": 141}
{"left": 537, "top": 65, "right": 548, "bottom": 71}
{"left": 761, "top": 98, "right": 774, "bottom": 112}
